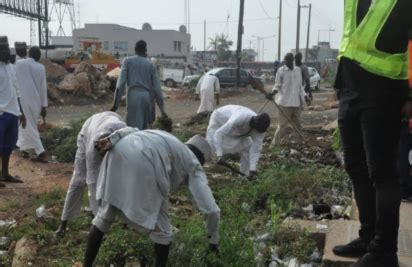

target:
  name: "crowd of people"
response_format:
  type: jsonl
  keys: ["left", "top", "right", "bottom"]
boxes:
{"left": 1, "top": 1, "right": 412, "bottom": 265}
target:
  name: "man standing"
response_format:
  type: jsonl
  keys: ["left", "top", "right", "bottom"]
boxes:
{"left": 0, "top": 36, "right": 26, "bottom": 187}
{"left": 332, "top": 1, "right": 412, "bottom": 266}
{"left": 111, "top": 40, "right": 168, "bottom": 129}
{"left": 206, "top": 105, "right": 270, "bottom": 179}
{"left": 195, "top": 73, "right": 220, "bottom": 114}
{"left": 295, "top": 52, "right": 312, "bottom": 103}
{"left": 16, "top": 46, "right": 48, "bottom": 162}
{"left": 55, "top": 112, "right": 126, "bottom": 236}
{"left": 82, "top": 130, "right": 220, "bottom": 267}
{"left": 267, "top": 53, "right": 307, "bottom": 147}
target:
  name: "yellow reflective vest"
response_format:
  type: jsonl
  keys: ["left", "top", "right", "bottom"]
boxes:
{"left": 340, "top": 0, "right": 409, "bottom": 80}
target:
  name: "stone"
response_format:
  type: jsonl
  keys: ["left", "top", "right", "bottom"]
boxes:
{"left": 12, "top": 237, "right": 37, "bottom": 267}
{"left": 41, "top": 59, "right": 67, "bottom": 82}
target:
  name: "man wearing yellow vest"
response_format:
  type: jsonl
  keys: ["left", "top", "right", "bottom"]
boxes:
{"left": 333, "top": 0, "right": 412, "bottom": 266}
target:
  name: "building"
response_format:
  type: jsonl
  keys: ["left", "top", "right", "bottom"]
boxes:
{"left": 73, "top": 23, "right": 191, "bottom": 64}
{"left": 293, "top": 42, "right": 339, "bottom": 63}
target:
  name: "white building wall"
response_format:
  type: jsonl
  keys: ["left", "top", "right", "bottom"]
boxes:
{"left": 73, "top": 24, "right": 191, "bottom": 62}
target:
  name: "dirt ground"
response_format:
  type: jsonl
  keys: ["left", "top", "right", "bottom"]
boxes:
{"left": 0, "top": 86, "right": 338, "bottom": 218}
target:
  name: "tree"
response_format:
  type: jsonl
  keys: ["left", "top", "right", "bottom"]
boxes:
{"left": 208, "top": 34, "right": 234, "bottom": 61}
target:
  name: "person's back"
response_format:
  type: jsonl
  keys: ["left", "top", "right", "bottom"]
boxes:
{"left": 15, "top": 58, "right": 45, "bottom": 103}
{"left": 123, "top": 55, "right": 156, "bottom": 91}
{"left": 211, "top": 105, "right": 255, "bottom": 127}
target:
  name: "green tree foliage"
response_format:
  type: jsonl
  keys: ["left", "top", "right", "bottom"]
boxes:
{"left": 209, "top": 34, "right": 234, "bottom": 61}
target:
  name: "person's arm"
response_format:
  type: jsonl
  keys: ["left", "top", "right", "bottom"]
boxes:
{"left": 188, "top": 167, "right": 220, "bottom": 245}
{"left": 272, "top": 68, "right": 283, "bottom": 94}
{"left": 11, "top": 65, "right": 26, "bottom": 127}
{"left": 151, "top": 64, "right": 166, "bottom": 115}
{"left": 112, "top": 58, "right": 128, "bottom": 111}
{"left": 215, "top": 77, "right": 220, "bottom": 106}
{"left": 195, "top": 76, "right": 203, "bottom": 95}
{"left": 249, "top": 133, "right": 265, "bottom": 172}
{"left": 40, "top": 66, "right": 48, "bottom": 117}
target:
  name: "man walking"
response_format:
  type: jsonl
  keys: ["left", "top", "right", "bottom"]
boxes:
{"left": 0, "top": 36, "right": 26, "bottom": 187}
{"left": 332, "top": 1, "right": 412, "bottom": 266}
{"left": 16, "top": 46, "right": 48, "bottom": 162}
{"left": 195, "top": 73, "right": 220, "bottom": 114}
{"left": 267, "top": 53, "right": 307, "bottom": 147}
{"left": 295, "top": 52, "right": 312, "bottom": 103}
{"left": 111, "top": 40, "right": 168, "bottom": 129}
{"left": 206, "top": 105, "right": 270, "bottom": 179}
{"left": 14, "top": 42, "right": 27, "bottom": 61}
{"left": 55, "top": 112, "right": 126, "bottom": 236}
{"left": 82, "top": 129, "right": 220, "bottom": 267}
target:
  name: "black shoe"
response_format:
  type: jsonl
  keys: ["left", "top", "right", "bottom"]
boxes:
{"left": 333, "top": 237, "right": 368, "bottom": 257}
{"left": 352, "top": 252, "right": 399, "bottom": 267}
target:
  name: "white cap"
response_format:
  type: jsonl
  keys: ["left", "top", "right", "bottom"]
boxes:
{"left": 186, "top": 135, "right": 212, "bottom": 162}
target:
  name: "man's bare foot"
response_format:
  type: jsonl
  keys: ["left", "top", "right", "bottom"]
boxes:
{"left": 0, "top": 174, "right": 23, "bottom": 183}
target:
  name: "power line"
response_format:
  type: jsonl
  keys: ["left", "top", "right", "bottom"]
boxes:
{"left": 258, "top": 0, "right": 275, "bottom": 19}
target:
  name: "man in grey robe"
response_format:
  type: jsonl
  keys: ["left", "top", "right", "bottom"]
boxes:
{"left": 111, "top": 40, "right": 167, "bottom": 129}
{"left": 82, "top": 129, "right": 220, "bottom": 267}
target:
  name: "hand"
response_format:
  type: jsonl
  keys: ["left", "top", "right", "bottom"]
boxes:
{"left": 55, "top": 224, "right": 66, "bottom": 238}
{"left": 248, "top": 171, "right": 258, "bottom": 181}
{"left": 217, "top": 157, "right": 225, "bottom": 166}
{"left": 208, "top": 244, "right": 219, "bottom": 255}
{"left": 402, "top": 101, "right": 412, "bottom": 118}
{"left": 40, "top": 107, "right": 47, "bottom": 118}
{"left": 110, "top": 105, "right": 118, "bottom": 112}
{"left": 266, "top": 91, "right": 277, "bottom": 101}
{"left": 95, "top": 138, "right": 112, "bottom": 153}
{"left": 19, "top": 114, "right": 27, "bottom": 128}
{"left": 305, "top": 96, "right": 312, "bottom": 106}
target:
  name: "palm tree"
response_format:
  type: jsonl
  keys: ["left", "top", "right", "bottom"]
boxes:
{"left": 208, "top": 34, "right": 234, "bottom": 61}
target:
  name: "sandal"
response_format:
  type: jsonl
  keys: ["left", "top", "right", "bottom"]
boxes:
{"left": 32, "top": 152, "right": 48, "bottom": 163}
{"left": 0, "top": 175, "right": 23, "bottom": 183}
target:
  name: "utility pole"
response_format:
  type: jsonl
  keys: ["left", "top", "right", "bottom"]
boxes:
{"left": 236, "top": 0, "right": 245, "bottom": 87}
{"left": 278, "top": 0, "right": 282, "bottom": 61}
{"left": 204, "top": 20, "right": 206, "bottom": 63}
{"left": 304, "top": 4, "right": 312, "bottom": 62}
{"left": 296, "top": 0, "right": 301, "bottom": 53}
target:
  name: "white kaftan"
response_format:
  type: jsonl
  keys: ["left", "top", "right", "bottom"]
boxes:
{"left": 61, "top": 112, "right": 126, "bottom": 221}
{"left": 206, "top": 105, "right": 265, "bottom": 175}
{"left": 16, "top": 58, "right": 48, "bottom": 155}
{"left": 93, "top": 128, "right": 220, "bottom": 245}
{"left": 195, "top": 75, "right": 220, "bottom": 113}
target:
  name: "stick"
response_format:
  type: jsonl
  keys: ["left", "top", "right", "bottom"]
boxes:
{"left": 269, "top": 99, "right": 305, "bottom": 140}
{"left": 218, "top": 161, "right": 247, "bottom": 177}
{"left": 258, "top": 100, "right": 270, "bottom": 113}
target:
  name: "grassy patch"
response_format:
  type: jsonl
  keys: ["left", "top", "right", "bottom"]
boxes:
{"left": 41, "top": 117, "right": 89, "bottom": 162}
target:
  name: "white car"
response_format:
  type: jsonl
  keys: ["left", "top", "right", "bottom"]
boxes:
{"left": 309, "top": 67, "right": 321, "bottom": 91}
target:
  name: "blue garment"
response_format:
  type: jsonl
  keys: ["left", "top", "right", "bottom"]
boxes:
{"left": 0, "top": 112, "right": 18, "bottom": 155}
{"left": 114, "top": 55, "right": 165, "bottom": 129}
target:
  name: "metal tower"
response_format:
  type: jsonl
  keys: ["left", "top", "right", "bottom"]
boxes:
{"left": 49, "top": 0, "right": 76, "bottom": 36}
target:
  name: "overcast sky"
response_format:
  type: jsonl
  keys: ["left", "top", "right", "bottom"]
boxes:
{"left": 0, "top": 0, "right": 344, "bottom": 61}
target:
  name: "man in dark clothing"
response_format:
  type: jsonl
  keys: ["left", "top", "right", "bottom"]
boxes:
{"left": 333, "top": 0, "right": 412, "bottom": 266}
{"left": 295, "top": 52, "right": 312, "bottom": 103}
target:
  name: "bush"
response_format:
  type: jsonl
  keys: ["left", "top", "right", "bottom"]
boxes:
{"left": 41, "top": 117, "right": 88, "bottom": 162}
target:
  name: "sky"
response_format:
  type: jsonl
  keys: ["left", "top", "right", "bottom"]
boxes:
{"left": 0, "top": 0, "right": 344, "bottom": 62}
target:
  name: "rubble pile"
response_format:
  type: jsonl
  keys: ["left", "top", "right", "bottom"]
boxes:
{"left": 41, "top": 61, "right": 113, "bottom": 104}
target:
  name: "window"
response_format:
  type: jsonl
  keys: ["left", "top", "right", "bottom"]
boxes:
{"left": 114, "top": 41, "right": 129, "bottom": 51}
{"left": 174, "top": 41, "right": 182, "bottom": 52}
{"left": 103, "top": 41, "right": 110, "bottom": 50}
{"left": 219, "top": 69, "right": 232, "bottom": 76}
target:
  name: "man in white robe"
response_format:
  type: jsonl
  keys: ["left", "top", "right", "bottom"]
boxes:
{"left": 195, "top": 73, "right": 220, "bottom": 113}
{"left": 0, "top": 36, "right": 26, "bottom": 187}
{"left": 55, "top": 112, "right": 126, "bottom": 236}
{"left": 15, "top": 46, "right": 48, "bottom": 161}
{"left": 206, "top": 105, "right": 270, "bottom": 178}
{"left": 82, "top": 129, "right": 220, "bottom": 267}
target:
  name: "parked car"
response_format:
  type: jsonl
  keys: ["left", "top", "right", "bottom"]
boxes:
{"left": 161, "top": 68, "right": 185, "bottom": 87}
{"left": 308, "top": 67, "right": 321, "bottom": 91}
{"left": 183, "top": 75, "right": 201, "bottom": 86}
{"left": 207, "top": 68, "right": 263, "bottom": 87}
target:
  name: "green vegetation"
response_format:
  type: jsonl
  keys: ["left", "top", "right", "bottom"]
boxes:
{"left": 332, "top": 128, "right": 342, "bottom": 151}
{"left": 41, "top": 117, "right": 89, "bottom": 162}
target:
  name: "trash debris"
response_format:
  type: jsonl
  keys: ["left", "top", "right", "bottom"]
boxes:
{"left": 331, "top": 205, "right": 345, "bottom": 217}
{"left": 290, "top": 149, "right": 299, "bottom": 155}
{"left": 0, "top": 237, "right": 9, "bottom": 249}
{"left": 309, "top": 248, "right": 322, "bottom": 263}
{"left": 0, "top": 219, "right": 16, "bottom": 229}
{"left": 315, "top": 224, "right": 328, "bottom": 232}
{"left": 256, "top": 232, "right": 272, "bottom": 242}
{"left": 241, "top": 202, "right": 250, "bottom": 212}
{"left": 0, "top": 250, "right": 8, "bottom": 257}
{"left": 36, "top": 205, "right": 45, "bottom": 218}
